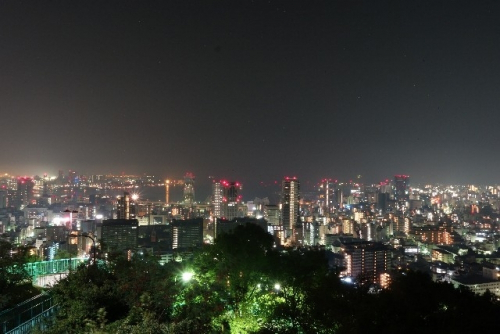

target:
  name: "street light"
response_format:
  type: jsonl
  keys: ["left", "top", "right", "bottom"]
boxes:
{"left": 182, "top": 272, "right": 194, "bottom": 282}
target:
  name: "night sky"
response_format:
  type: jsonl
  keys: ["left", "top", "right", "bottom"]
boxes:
{"left": 2, "top": 1, "right": 500, "bottom": 197}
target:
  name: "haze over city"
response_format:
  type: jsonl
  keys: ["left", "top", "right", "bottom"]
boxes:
{"left": 2, "top": 0, "right": 500, "bottom": 189}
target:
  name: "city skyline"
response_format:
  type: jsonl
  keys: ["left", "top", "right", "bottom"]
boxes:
{"left": 2, "top": 1, "right": 500, "bottom": 189}
{"left": 2, "top": 168, "right": 500, "bottom": 203}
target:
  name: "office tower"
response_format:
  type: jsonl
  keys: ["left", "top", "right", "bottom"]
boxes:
{"left": 394, "top": 175, "right": 410, "bottom": 201}
{"left": 212, "top": 181, "right": 223, "bottom": 217}
{"left": 319, "top": 179, "right": 335, "bottom": 215}
{"left": 216, "top": 181, "right": 242, "bottom": 220}
{"left": 281, "top": 177, "right": 300, "bottom": 230}
{"left": 183, "top": 172, "right": 195, "bottom": 205}
{"left": 116, "top": 192, "right": 136, "bottom": 219}
{"left": 171, "top": 218, "right": 203, "bottom": 249}
{"left": 15, "top": 177, "right": 34, "bottom": 209}
{"left": 101, "top": 219, "right": 139, "bottom": 252}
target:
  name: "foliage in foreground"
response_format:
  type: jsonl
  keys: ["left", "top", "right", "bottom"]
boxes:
{"left": 0, "top": 240, "right": 39, "bottom": 311}
{"left": 37, "top": 224, "right": 500, "bottom": 333}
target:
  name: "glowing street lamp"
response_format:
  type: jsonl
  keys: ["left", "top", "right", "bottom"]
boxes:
{"left": 182, "top": 272, "right": 194, "bottom": 282}
{"left": 274, "top": 283, "right": 281, "bottom": 291}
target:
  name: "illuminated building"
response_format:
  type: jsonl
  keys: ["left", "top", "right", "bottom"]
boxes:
{"left": 116, "top": 192, "right": 136, "bottom": 219}
{"left": 264, "top": 205, "right": 280, "bottom": 226}
{"left": 392, "top": 216, "right": 410, "bottom": 234}
{"left": 282, "top": 177, "right": 300, "bottom": 231}
{"left": 394, "top": 175, "right": 410, "bottom": 201}
{"left": 15, "top": 177, "right": 34, "bottom": 209}
{"left": 218, "top": 181, "right": 242, "bottom": 220}
{"left": 410, "top": 226, "right": 452, "bottom": 245}
{"left": 342, "top": 219, "right": 355, "bottom": 235}
{"left": 432, "top": 248, "right": 454, "bottom": 263}
{"left": 101, "top": 219, "right": 138, "bottom": 253}
{"left": 341, "top": 240, "right": 390, "bottom": 283}
{"left": 319, "top": 179, "right": 335, "bottom": 215}
{"left": 212, "top": 181, "right": 223, "bottom": 217}
{"left": 183, "top": 172, "right": 195, "bottom": 205}
{"left": 451, "top": 276, "right": 500, "bottom": 298}
{"left": 379, "top": 272, "right": 391, "bottom": 289}
{"left": 171, "top": 218, "right": 203, "bottom": 249}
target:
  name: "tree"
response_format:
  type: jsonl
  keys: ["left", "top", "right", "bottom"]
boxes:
{"left": 42, "top": 262, "right": 128, "bottom": 333}
{"left": 0, "top": 240, "right": 38, "bottom": 311}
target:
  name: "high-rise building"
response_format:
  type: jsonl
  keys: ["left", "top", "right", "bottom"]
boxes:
{"left": 214, "top": 181, "right": 242, "bottom": 220}
{"left": 15, "top": 177, "right": 34, "bottom": 209}
{"left": 116, "top": 192, "right": 136, "bottom": 219}
{"left": 394, "top": 175, "right": 410, "bottom": 201}
{"left": 319, "top": 179, "right": 335, "bottom": 215}
{"left": 101, "top": 219, "right": 138, "bottom": 252}
{"left": 281, "top": 177, "right": 300, "bottom": 230}
{"left": 183, "top": 172, "right": 195, "bottom": 205}
{"left": 341, "top": 240, "right": 390, "bottom": 283}
{"left": 171, "top": 218, "right": 203, "bottom": 249}
{"left": 212, "top": 181, "right": 223, "bottom": 218}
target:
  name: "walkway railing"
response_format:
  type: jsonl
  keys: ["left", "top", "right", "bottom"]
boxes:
{"left": 0, "top": 293, "right": 55, "bottom": 334}
{"left": 24, "top": 258, "right": 85, "bottom": 280}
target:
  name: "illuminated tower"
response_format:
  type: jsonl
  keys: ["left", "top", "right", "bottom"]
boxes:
{"left": 212, "top": 181, "right": 223, "bottom": 218}
{"left": 219, "top": 181, "right": 242, "bottom": 220}
{"left": 183, "top": 173, "right": 195, "bottom": 205}
{"left": 16, "top": 177, "right": 34, "bottom": 209}
{"left": 319, "top": 179, "right": 335, "bottom": 215}
{"left": 281, "top": 177, "right": 300, "bottom": 230}
{"left": 394, "top": 175, "right": 410, "bottom": 201}
{"left": 117, "top": 192, "right": 136, "bottom": 219}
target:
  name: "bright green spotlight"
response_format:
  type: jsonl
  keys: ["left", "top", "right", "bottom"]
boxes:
{"left": 182, "top": 272, "right": 194, "bottom": 282}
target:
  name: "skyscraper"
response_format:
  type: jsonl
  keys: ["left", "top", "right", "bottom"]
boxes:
{"left": 341, "top": 240, "right": 390, "bottom": 284}
{"left": 15, "top": 177, "right": 34, "bottom": 209}
{"left": 319, "top": 179, "right": 335, "bottom": 215}
{"left": 222, "top": 181, "right": 242, "bottom": 220}
{"left": 101, "top": 219, "right": 138, "bottom": 253}
{"left": 394, "top": 175, "right": 410, "bottom": 201}
{"left": 116, "top": 192, "right": 136, "bottom": 219}
{"left": 281, "top": 177, "right": 300, "bottom": 230}
{"left": 212, "top": 181, "right": 243, "bottom": 220}
{"left": 183, "top": 172, "right": 195, "bottom": 205}
{"left": 212, "top": 181, "right": 223, "bottom": 218}
{"left": 171, "top": 218, "right": 203, "bottom": 250}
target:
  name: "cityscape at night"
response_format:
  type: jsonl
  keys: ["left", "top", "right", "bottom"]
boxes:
{"left": 1, "top": 169, "right": 500, "bottom": 331}
{"left": 2, "top": 0, "right": 500, "bottom": 333}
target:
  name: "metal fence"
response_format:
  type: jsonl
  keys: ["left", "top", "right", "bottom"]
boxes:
{"left": 24, "top": 258, "right": 84, "bottom": 279}
{"left": 0, "top": 293, "right": 55, "bottom": 334}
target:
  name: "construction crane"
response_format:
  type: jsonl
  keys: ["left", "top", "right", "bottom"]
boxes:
{"left": 165, "top": 172, "right": 196, "bottom": 204}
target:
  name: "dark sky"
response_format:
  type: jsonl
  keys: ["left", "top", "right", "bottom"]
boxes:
{"left": 1, "top": 0, "right": 500, "bottom": 197}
